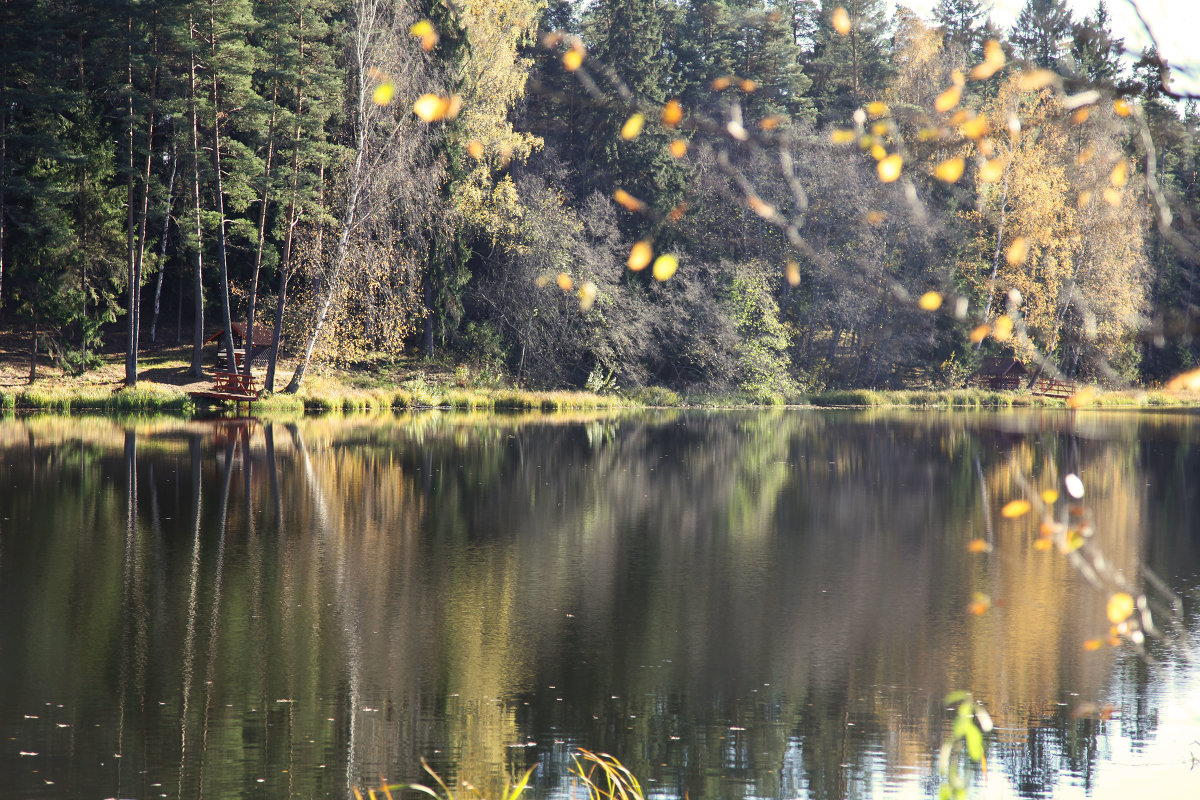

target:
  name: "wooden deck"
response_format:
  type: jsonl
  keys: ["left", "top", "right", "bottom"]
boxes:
{"left": 188, "top": 371, "right": 261, "bottom": 410}
{"left": 1030, "top": 377, "right": 1077, "bottom": 398}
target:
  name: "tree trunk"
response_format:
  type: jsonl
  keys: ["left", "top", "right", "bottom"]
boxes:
{"left": 125, "top": 21, "right": 137, "bottom": 385}
{"left": 976, "top": 160, "right": 1012, "bottom": 351}
{"left": 244, "top": 70, "right": 279, "bottom": 380}
{"left": 187, "top": 18, "right": 205, "bottom": 378}
{"left": 151, "top": 142, "right": 177, "bottom": 343}
{"left": 210, "top": 3, "right": 237, "bottom": 375}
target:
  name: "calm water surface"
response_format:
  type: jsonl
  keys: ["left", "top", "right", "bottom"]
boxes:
{"left": 0, "top": 410, "right": 1198, "bottom": 800}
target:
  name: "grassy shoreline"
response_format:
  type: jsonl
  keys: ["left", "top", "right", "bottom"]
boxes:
{"left": 1, "top": 381, "right": 1196, "bottom": 414}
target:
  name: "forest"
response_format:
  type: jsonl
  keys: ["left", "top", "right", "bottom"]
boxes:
{"left": 0, "top": 0, "right": 1197, "bottom": 397}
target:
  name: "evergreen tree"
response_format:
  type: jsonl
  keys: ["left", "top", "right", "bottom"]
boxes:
{"left": 1009, "top": 0, "right": 1072, "bottom": 69}
{"left": 931, "top": 0, "right": 987, "bottom": 52}
{"left": 1070, "top": 0, "right": 1123, "bottom": 86}
{"left": 806, "top": 0, "right": 894, "bottom": 126}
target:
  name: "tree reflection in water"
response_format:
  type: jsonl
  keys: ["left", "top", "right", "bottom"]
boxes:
{"left": 0, "top": 410, "right": 1195, "bottom": 800}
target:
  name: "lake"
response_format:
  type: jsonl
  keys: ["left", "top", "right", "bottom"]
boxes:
{"left": 0, "top": 409, "right": 1197, "bottom": 799}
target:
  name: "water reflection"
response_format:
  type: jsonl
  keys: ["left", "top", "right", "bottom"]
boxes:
{"left": 0, "top": 410, "right": 1196, "bottom": 799}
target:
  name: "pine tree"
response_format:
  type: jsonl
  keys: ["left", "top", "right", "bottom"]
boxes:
{"left": 806, "top": 0, "right": 894, "bottom": 126}
{"left": 931, "top": 0, "right": 987, "bottom": 52}
{"left": 1070, "top": 0, "right": 1123, "bottom": 86}
{"left": 1009, "top": 0, "right": 1072, "bottom": 69}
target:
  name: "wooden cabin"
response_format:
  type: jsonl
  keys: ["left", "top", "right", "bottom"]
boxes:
{"left": 968, "top": 357, "right": 1029, "bottom": 390}
{"left": 205, "top": 322, "right": 276, "bottom": 371}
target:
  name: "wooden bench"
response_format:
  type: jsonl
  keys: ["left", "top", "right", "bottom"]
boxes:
{"left": 188, "top": 371, "right": 262, "bottom": 411}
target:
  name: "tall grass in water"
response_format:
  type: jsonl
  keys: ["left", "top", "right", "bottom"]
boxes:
{"left": 351, "top": 749, "right": 642, "bottom": 800}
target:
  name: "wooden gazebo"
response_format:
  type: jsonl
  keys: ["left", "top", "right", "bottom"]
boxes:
{"left": 205, "top": 322, "right": 275, "bottom": 371}
{"left": 968, "top": 357, "right": 1029, "bottom": 390}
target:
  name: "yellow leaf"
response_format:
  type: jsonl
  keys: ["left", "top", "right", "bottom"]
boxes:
{"left": 628, "top": 240, "right": 653, "bottom": 271}
{"left": 759, "top": 115, "right": 781, "bottom": 130}
{"left": 830, "top": 129, "right": 856, "bottom": 145}
{"left": 1083, "top": 638, "right": 1103, "bottom": 651}
{"left": 1107, "top": 592, "right": 1135, "bottom": 624}
{"left": 557, "top": 273, "right": 573, "bottom": 292}
{"left": 1113, "top": 98, "right": 1132, "bottom": 117}
{"left": 969, "top": 324, "right": 990, "bottom": 343}
{"left": 918, "top": 291, "right": 943, "bottom": 311}
{"left": 667, "top": 203, "right": 687, "bottom": 221}
{"left": 466, "top": 140, "right": 484, "bottom": 159}
{"left": 870, "top": 121, "right": 889, "bottom": 136}
{"left": 966, "top": 539, "right": 992, "bottom": 553}
{"left": 870, "top": 143, "right": 887, "bottom": 161}
{"left": 935, "top": 85, "right": 961, "bottom": 113}
{"left": 1070, "top": 107, "right": 1090, "bottom": 124}
{"left": 877, "top": 153, "right": 902, "bottom": 183}
{"left": 612, "top": 189, "right": 643, "bottom": 212}
{"left": 918, "top": 126, "right": 945, "bottom": 141}
{"left": 992, "top": 315, "right": 1013, "bottom": 341}
{"left": 1166, "top": 367, "right": 1200, "bottom": 391}
{"left": 372, "top": 82, "right": 396, "bottom": 106}
{"left": 951, "top": 69, "right": 965, "bottom": 87}
{"left": 563, "top": 48, "right": 584, "bottom": 72}
{"left": 969, "top": 39, "right": 1006, "bottom": 80}
{"left": 960, "top": 114, "right": 990, "bottom": 139}
{"left": 934, "top": 157, "right": 964, "bottom": 183}
{"left": 578, "top": 281, "right": 599, "bottom": 311}
{"left": 1041, "top": 489, "right": 1059, "bottom": 505}
{"left": 832, "top": 6, "right": 851, "bottom": 35}
{"left": 979, "top": 158, "right": 1005, "bottom": 183}
{"left": 967, "top": 592, "right": 991, "bottom": 616}
{"left": 785, "top": 261, "right": 800, "bottom": 286}
{"left": 983, "top": 39, "right": 1005, "bottom": 67}
{"left": 409, "top": 19, "right": 438, "bottom": 51}
{"left": 866, "top": 101, "right": 888, "bottom": 118}
{"left": 413, "top": 93, "right": 447, "bottom": 122}
{"left": 661, "top": 100, "right": 683, "bottom": 127}
{"left": 1006, "top": 236, "right": 1028, "bottom": 266}
{"left": 739, "top": 78, "right": 756, "bottom": 92}
{"left": 864, "top": 210, "right": 886, "bottom": 225}
{"left": 1076, "top": 190, "right": 1093, "bottom": 208}
{"left": 669, "top": 139, "right": 688, "bottom": 158}
{"left": 1110, "top": 160, "right": 1128, "bottom": 187}
{"left": 1017, "top": 69, "right": 1057, "bottom": 91}
{"left": 1001, "top": 499, "right": 1031, "bottom": 518}
{"left": 620, "top": 113, "right": 645, "bottom": 140}
{"left": 1076, "top": 144, "right": 1095, "bottom": 164}
{"left": 1103, "top": 187, "right": 1122, "bottom": 206}
{"left": 652, "top": 254, "right": 679, "bottom": 281}
{"left": 1033, "top": 538, "right": 1054, "bottom": 551}
{"left": 711, "top": 76, "right": 733, "bottom": 91}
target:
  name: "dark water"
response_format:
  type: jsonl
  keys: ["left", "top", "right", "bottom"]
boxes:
{"left": 0, "top": 410, "right": 1198, "bottom": 800}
